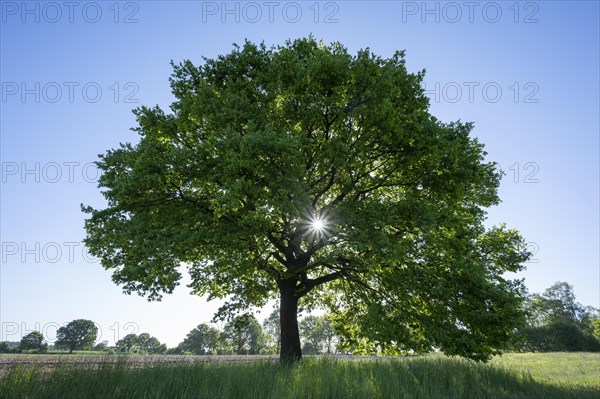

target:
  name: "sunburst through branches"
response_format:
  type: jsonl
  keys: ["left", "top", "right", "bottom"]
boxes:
{"left": 304, "top": 210, "right": 333, "bottom": 243}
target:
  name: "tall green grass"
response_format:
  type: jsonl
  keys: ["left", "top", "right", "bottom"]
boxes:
{"left": 1, "top": 354, "right": 598, "bottom": 398}
{"left": 491, "top": 352, "right": 600, "bottom": 389}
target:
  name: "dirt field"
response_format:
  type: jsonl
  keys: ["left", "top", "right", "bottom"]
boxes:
{"left": 0, "top": 353, "right": 393, "bottom": 376}
{"left": 0, "top": 354, "right": 280, "bottom": 377}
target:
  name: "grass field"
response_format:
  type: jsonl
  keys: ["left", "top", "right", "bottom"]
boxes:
{"left": 0, "top": 353, "right": 598, "bottom": 398}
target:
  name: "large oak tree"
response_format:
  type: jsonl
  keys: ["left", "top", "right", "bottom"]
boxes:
{"left": 55, "top": 319, "right": 98, "bottom": 353}
{"left": 20, "top": 331, "right": 47, "bottom": 353}
{"left": 83, "top": 37, "right": 530, "bottom": 362}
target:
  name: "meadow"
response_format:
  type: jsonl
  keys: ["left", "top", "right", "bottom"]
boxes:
{"left": 0, "top": 353, "right": 598, "bottom": 398}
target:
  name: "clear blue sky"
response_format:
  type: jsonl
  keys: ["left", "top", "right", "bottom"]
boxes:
{"left": 1, "top": 1, "right": 598, "bottom": 347}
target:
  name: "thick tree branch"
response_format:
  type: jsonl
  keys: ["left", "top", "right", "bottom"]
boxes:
{"left": 267, "top": 232, "right": 291, "bottom": 259}
{"left": 269, "top": 251, "right": 287, "bottom": 267}
{"left": 258, "top": 253, "right": 282, "bottom": 279}
{"left": 296, "top": 272, "right": 341, "bottom": 298}
{"left": 311, "top": 166, "right": 337, "bottom": 208}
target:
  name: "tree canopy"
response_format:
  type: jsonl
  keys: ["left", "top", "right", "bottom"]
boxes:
{"left": 83, "top": 37, "right": 530, "bottom": 362}
{"left": 180, "top": 324, "right": 224, "bottom": 355}
{"left": 223, "top": 315, "right": 266, "bottom": 355}
{"left": 20, "top": 331, "right": 47, "bottom": 353}
{"left": 521, "top": 282, "right": 600, "bottom": 352}
{"left": 299, "top": 314, "right": 336, "bottom": 355}
{"left": 116, "top": 332, "right": 166, "bottom": 354}
{"left": 55, "top": 319, "right": 98, "bottom": 353}
{"left": 262, "top": 309, "right": 281, "bottom": 354}
{"left": 0, "top": 342, "right": 11, "bottom": 353}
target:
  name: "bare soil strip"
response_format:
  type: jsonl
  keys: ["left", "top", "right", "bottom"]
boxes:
{"left": 0, "top": 353, "right": 395, "bottom": 376}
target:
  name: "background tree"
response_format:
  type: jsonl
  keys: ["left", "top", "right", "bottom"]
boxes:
{"left": 93, "top": 342, "right": 108, "bottom": 352}
{"left": 521, "top": 282, "right": 600, "bottom": 352}
{"left": 144, "top": 336, "right": 167, "bottom": 354}
{"left": 83, "top": 37, "right": 530, "bottom": 362}
{"left": 0, "top": 342, "right": 11, "bottom": 353}
{"left": 0, "top": 342, "right": 19, "bottom": 353}
{"left": 114, "top": 333, "right": 165, "bottom": 353}
{"left": 299, "top": 314, "right": 336, "bottom": 355}
{"left": 136, "top": 333, "right": 151, "bottom": 351}
{"left": 19, "top": 331, "right": 47, "bottom": 353}
{"left": 180, "top": 324, "right": 224, "bottom": 355}
{"left": 262, "top": 309, "right": 281, "bottom": 354}
{"left": 165, "top": 344, "right": 186, "bottom": 355}
{"left": 116, "top": 333, "right": 138, "bottom": 353}
{"left": 134, "top": 333, "right": 167, "bottom": 354}
{"left": 592, "top": 319, "right": 600, "bottom": 343}
{"left": 55, "top": 319, "right": 98, "bottom": 353}
{"left": 223, "top": 315, "right": 265, "bottom": 355}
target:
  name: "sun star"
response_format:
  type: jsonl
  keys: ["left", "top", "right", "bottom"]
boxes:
{"left": 311, "top": 217, "right": 325, "bottom": 232}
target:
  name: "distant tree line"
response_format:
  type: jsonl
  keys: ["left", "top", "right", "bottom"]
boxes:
{"left": 115, "top": 333, "right": 167, "bottom": 354}
{"left": 0, "top": 319, "right": 101, "bottom": 354}
{"left": 2, "top": 282, "right": 598, "bottom": 355}
{"left": 0, "top": 313, "right": 338, "bottom": 356}
{"left": 517, "top": 282, "right": 600, "bottom": 352}
{"left": 168, "top": 311, "right": 338, "bottom": 356}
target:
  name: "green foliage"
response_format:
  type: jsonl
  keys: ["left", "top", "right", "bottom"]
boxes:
{"left": 116, "top": 334, "right": 138, "bottom": 353}
{"left": 262, "top": 309, "right": 281, "bottom": 354}
{"left": 19, "top": 332, "right": 48, "bottom": 353}
{"left": 83, "top": 36, "right": 530, "bottom": 361}
{"left": 0, "top": 342, "right": 12, "bottom": 353}
{"left": 165, "top": 345, "right": 185, "bottom": 355}
{"left": 223, "top": 315, "right": 266, "bottom": 355}
{"left": 520, "top": 282, "right": 600, "bottom": 352}
{"left": 299, "top": 315, "right": 336, "bottom": 355}
{"left": 116, "top": 333, "right": 166, "bottom": 354}
{"left": 136, "top": 333, "right": 167, "bottom": 354}
{"left": 55, "top": 320, "right": 98, "bottom": 353}
{"left": 180, "top": 324, "right": 225, "bottom": 355}
{"left": 592, "top": 319, "right": 600, "bottom": 342}
{"left": 93, "top": 342, "right": 108, "bottom": 351}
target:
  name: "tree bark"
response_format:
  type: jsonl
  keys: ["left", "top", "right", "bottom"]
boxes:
{"left": 279, "top": 278, "right": 302, "bottom": 363}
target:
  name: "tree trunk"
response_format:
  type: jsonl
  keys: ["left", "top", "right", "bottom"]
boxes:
{"left": 279, "top": 279, "right": 302, "bottom": 363}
